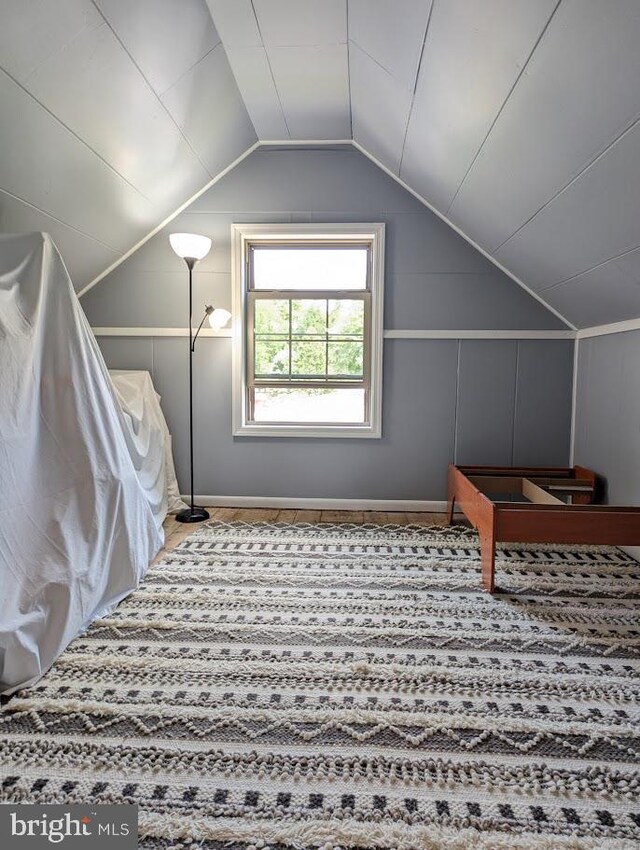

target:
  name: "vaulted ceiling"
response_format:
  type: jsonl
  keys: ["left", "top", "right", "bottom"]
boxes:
{"left": 0, "top": 0, "right": 255, "bottom": 285}
{"left": 1, "top": 0, "right": 640, "bottom": 329}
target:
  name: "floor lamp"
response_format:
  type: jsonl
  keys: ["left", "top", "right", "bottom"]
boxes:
{"left": 169, "top": 233, "right": 231, "bottom": 523}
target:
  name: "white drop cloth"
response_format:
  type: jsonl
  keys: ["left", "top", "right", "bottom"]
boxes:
{"left": 109, "top": 370, "right": 185, "bottom": 519}
{"left": 0, "top": 233, "right": 162, "bottom": 695}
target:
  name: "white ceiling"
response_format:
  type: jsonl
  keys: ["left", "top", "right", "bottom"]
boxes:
{"left": 0, "top": 0, "right": 255, "bottom": 287}
{"left": 1, "top": 0, "right": 640, "bottom": 328}
{"left": 207, "top": 0, "right": 640, "bottom": 328}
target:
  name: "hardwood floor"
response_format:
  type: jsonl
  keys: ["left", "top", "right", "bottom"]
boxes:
{"left": 155, "top": 507, "right": 449, "bottom": 564}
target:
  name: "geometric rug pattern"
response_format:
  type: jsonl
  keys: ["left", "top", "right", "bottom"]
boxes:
{"left": 1, "top": 521, "right": 639, "bottom": 849}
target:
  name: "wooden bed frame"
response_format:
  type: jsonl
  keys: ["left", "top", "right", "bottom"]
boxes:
{"left": 446, "top": 464, "right": 640, "bottom": 592}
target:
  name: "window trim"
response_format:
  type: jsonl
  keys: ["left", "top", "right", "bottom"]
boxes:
{"left": 232, "top": 223, "right": 385, "bottom": 438}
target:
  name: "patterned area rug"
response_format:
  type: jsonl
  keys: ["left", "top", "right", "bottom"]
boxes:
{"left": 1, "top": 521, "right": 639, "bottom": 849}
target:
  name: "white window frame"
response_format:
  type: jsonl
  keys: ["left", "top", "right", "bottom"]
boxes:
{"left": 232, "top": 222, "right": 385, "bottom": 438}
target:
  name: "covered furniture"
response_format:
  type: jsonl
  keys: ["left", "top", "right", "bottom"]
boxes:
{"left": 109, "top": 369, "right": 185, "bottom": 520}
{"left": 447, "top": 464, "right": 640, "bottom": 592}
{"left": 0, "top": 233, "right": 162, "bottom": 694}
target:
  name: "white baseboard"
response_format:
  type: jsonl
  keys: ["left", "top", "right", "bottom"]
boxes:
{"left": 188, "top": 495, "right": 449, "bottom": 512}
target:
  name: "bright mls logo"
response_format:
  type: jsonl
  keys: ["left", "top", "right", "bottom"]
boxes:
{"left": 0, "top": 805, "right": 138, "bottom": 848}
{"left": 10, "top": 812, "right": 92, "bottom": 844}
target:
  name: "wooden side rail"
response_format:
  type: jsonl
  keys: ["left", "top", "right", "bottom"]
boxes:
{"left": 456, "top": 465, "right": 575, "bottom": 478}
{"left": 496, "top": 504, "right": 640, "bottom": 545}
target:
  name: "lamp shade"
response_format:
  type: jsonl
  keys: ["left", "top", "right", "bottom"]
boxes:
{"left": 208, "top": 307, "right": 231, "bottom": 331}
{"left": 169, "top": 233, "right": 212, "bottom": 261}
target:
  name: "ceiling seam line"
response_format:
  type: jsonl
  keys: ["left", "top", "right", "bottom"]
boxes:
{"left": 0, "top": 186, "right": 120, "bottom": 252}
{"left": 249, "top": 0, "right": 291, "bottom": 139}
{"left": 445, "top": 0, "right": 563, "bottom": 217}
{"left": 0, "top": 64, "right": 154, "bottom": 206}
{"left": 347, "top": 38, "right": 400, "bottom": 80}
{"left": 88, "top": 0, "right": 215, "bottom": 180}
{"left": 352, "top": 139, "right": 575, "bottom": 330}
{"left": 398, "top": 0, "right": 435, "bottom": 176}
{"left": 537, "top": 240, "right": 640, "bottom": 292}
{"left": 346, "top": 1, "right": 353, "bottom": 139}
{"left": 158, "top": 42, "right": 237, "bottom": 175}
{"left": 492, "top": 109, "right": 640, "bottom": 254}
{"left": 157, "top": 39, "right": 223, "bottom": 98}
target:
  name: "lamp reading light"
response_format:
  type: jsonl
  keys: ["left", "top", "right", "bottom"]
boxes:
{"left": 209, "top": 307, "right": 231, "bottom": 331}
{"left": 192, "top": 306, "right": 231, "bottom": 348}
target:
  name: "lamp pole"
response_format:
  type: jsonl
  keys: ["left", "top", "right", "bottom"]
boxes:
{"left": 169, "top": 232, "right": 228, "bottom": 524}
{"left": 176, "top": 255, "right": 210, "bottom": 523}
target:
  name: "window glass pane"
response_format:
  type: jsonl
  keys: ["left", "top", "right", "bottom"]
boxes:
{"left": 328, "top": 341, "right": 363, "bottom": 376}
{"left": 252, "top": 247, "right": 368, "bottom": 290}
{"left": 253, "top": 388, "right": 366, "bottom": 424}
{"left": 291, "top": 340, "right": 326, "bottom": 377}
{"left": 255, "top": 339, "right": 289, "bottom": 376}
{"left": 254, "top": 299, "right": 290, "bottom": 335}
{"left": 291, "top": 299, "right": 327, "bottom": 336}
{"left": 253, "top": 296, "right": 366, "bottom": 380}
{"left": 328, "top": 299, "right": 364, "bottom": 336}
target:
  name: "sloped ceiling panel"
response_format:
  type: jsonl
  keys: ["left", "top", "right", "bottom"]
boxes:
{"left": 540, "top": 247, "right": 640, "bottom": 329}
{"left": 348, "top": 41, "right": 413, "bottom": 174}
{"left": 450, "top": 0, "right": 640, "bottom": 326}
{"left": 93, "top": 0, "right": 221, "bottom": 97}
{"left": 160, "top": 45, "right": 256, "bottom": 178}
{"left": 397, "top": 0, "right": 640, "bottom": 327}
{"left": 348, "top": 0, "right": 431, "bottom": 174}
{"left": 349, "top": 0, "right": 431, "bottom": 90}
{"left": 219, "top": 47, "right": 289, "bottom": 139}
{"left": 268, "top": 44, "right": 349, "bottom": 138}
{"left": 0, "top": 67, "right": 154, "bottom": 248}
{"left": 18, "top": 20, "right": 211, "bottom": 210}
{"left": 0, "top": 0, "right": 256, "bottom": 289}
{"left": 253, "top": 0, "right": 346, "bottom": 45}
{"left": 0, "top": 190, "right": 120, "bottom": 284}
{"left": 206, "top": 0, "right": 350, "bottom": 139}
{"left": 348, "top": 0, "right": 431, "bottom": 176}
{"left": 448, "top": 0, "right": 640, "bottom": 251}
{"left": 204, "top": 0, "right": 289, "bottom": 139}
{"left": 494, "top": 123, "right": 640, "bottom": 292}
{"left": 400, "top": 0, "right": 558, "bottom": 212}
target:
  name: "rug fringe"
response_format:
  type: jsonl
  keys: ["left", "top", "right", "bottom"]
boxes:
{"left": 138, "top": 812, "right": 638, "bottom": 850}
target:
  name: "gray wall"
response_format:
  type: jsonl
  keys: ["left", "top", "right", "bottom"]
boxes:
{"left": 574, "top": 330, "right": 640, "bottom": 504}
{"left": 82, "top": 148, "right": 573, "bottom": 501}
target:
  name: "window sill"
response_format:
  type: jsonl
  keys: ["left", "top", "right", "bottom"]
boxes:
{"left": 233, "top": 422, "right": 382, "bottom": 439}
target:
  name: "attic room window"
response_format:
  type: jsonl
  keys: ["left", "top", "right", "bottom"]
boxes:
{"left": 232, "top": 223, "right": 385, "bottom": 437}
